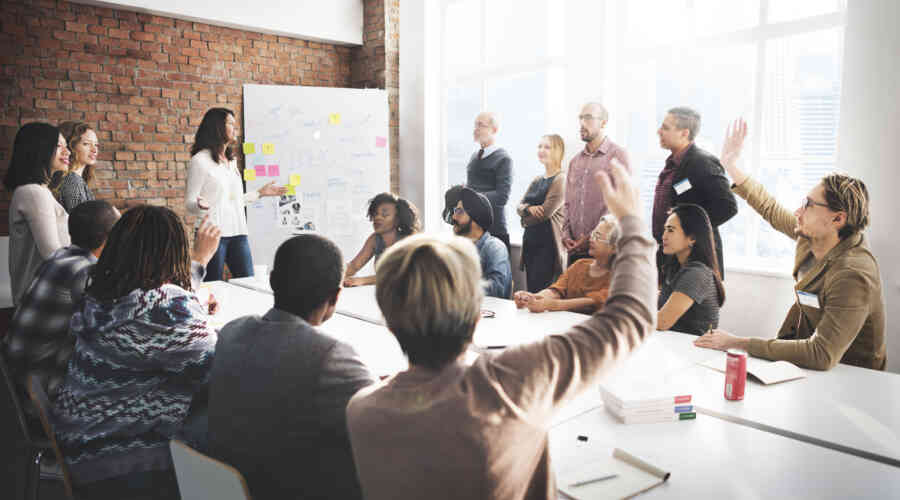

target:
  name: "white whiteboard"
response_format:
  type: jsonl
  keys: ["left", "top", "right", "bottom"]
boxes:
{"left": 242, "top": 84, "right": 390, "bottom": 271}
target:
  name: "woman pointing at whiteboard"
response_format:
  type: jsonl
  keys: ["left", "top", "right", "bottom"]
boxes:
{"left": 186, "top": 108, "right": 286, "bottom": 281}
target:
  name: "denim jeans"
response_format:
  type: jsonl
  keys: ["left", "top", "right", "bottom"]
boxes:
{"left": 204, "top": 235, "right": 254, "bottom": 281}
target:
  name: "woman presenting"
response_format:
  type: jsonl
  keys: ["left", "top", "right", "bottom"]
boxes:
{"left": 185, "top": 108, "right": 285, "bottom": 281}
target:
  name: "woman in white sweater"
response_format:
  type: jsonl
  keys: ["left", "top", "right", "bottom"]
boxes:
{"left": 185, "top": 108, "right": 285, "bottom": 281}
{"left": 3, "top": 122, "right": 72, "bottom": 305}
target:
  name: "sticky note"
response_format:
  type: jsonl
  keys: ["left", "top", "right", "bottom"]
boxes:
{"left": 286, "top": 185, "right": 296, "bottom": 195}
{"left": 329, "top": 113, "right": 341, "bottom": 125}
{"left": 375, "top": 136, "right": 387, "bottom": 148}
{"left": 243, "top": 169, "right": 256, "bottom": 181}
{"left": 242, "top": 142, "right": 255, "bottom": 154}
{"left": 289, "top": 174, "right": 301, "bottom": 186}
{"left": 268, "top": 165, "right": 280, "bottom": 177}
{"left": 254, "top": 165, "right": 266, "bottom": 177}
{"left": 262, "top": 143, "right": 275, "bottom": 155}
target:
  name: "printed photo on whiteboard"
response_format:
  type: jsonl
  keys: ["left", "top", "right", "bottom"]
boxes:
{"left": 278, "top": 194, "right": 300, "bottom": 228}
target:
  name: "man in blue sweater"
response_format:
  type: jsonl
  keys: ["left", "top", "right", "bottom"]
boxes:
{"left": 467, "top": 111, "right": 513, "bottom": 253}
{"left": 448, "top": 187, "right": 512, "bottom": 298}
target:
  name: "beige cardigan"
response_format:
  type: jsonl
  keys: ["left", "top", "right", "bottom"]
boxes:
{"left": 516, "top": 173, "right": 566, "bottom": 278}
{"left": 734, "top": 177, "right": 886, "bottom": 370}
{"left": 346, "top": 216, "right": 657, "bottom": 500}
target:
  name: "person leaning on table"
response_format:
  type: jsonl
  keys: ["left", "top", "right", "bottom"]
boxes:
{"left": 694, "top": 119, "right": 886, "bottom": 371}
{"left": 346, "top": 162, "right": 657, "bottom": 500}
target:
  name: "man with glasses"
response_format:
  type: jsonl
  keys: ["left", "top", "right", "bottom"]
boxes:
{"left": 694, "top": 119, "right": 886, "bottom": 371}
{"left": 466, "top": 111, "right": 513, "bottom": 254}
{"left": 447, "top": 186, "right": 512, "bottom": 298}
{"left": 562, "top": 102, "right": 630, "bottom": 266}
{"left": 653, "top": 106, "right": 738, "bottom": 279}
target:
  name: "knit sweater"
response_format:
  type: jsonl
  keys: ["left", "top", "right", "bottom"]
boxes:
{"left": 53, "top": 284, "right": 217, "bottom": 483}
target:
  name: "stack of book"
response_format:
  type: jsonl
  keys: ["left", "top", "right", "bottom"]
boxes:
{"left": 599, "top": 379, "right": 697, "bottom": 424}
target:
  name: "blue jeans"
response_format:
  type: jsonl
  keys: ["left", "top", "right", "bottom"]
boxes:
{"left": 204, "top": 235, "right": 254, "bottom": 281}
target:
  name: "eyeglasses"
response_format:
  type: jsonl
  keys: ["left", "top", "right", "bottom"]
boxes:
{"left": 800, "top": 197, "right": 830, "bottom": 211}
{"left": 590, "top": 232, "right": 611, "bottom": 243}
{"left": 481, "top": 309, "right": 495, "bottom": 318}
{"left": 578, "top": 114, "right": 603, "bottom": 122}
{"left": 453, "top": 206, "right": 466, "bottom": 215}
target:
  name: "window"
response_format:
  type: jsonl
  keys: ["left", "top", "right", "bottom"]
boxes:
{"left": 437, "top": 0, "right": 846, "bottom": 269}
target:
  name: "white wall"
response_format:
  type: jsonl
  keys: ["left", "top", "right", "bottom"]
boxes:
{"left": 71, "top": 0, "right": 364, "bottom": 45}
{"left": 836, "top": 0, "right": 900, "bottom": 373}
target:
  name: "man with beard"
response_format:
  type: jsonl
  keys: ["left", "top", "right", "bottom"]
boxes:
{"left": 694, "top": 119, "right": 886, "bottom": 371}
{"left": 562, "top": 102, "right": 631, "bottom": 265}
{"left": 447, "top": 186, "right": 511, "bottom": 298}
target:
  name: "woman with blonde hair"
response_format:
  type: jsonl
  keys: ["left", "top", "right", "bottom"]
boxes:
{"left": 516, "top": 133, "right": 566, "bottom": 292}
{"left": 55, "top": 121, "right": 98, "bottom": 212}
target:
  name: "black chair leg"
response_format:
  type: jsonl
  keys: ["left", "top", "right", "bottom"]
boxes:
{"left": 30, "top": 448, "right": 44, "bottom": 500}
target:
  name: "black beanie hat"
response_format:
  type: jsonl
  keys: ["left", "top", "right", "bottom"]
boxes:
{"left": 459, "top": 187, "right": 493, "bottom": 231}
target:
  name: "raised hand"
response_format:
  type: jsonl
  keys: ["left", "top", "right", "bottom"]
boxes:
{"left": 192, "top": 215, "right": 222, "bottom": 267}
{"left": 596, "top": 158, "right": 639, "bottom": 220}
{"left": 721, "top": 119, "right": 749, "bottom": 185}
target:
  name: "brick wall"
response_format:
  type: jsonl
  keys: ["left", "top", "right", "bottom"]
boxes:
{"left": 0, "top": 0, "right": 381, "bottom": 234}
{"left": 352, "top": 0, "right": 399, "bottom": 194}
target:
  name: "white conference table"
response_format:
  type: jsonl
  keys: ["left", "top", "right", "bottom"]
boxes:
{"left": 229, "top": 279, "right": 592, "bottom": 349}
{"left": 550, "top": 406, "right": 900, "bottom": 499}
{"left": 599, "top": 330, "right": 900, "bottom": 468}
{"left": 222, "top": 278, "right": 900, "bottom": 474}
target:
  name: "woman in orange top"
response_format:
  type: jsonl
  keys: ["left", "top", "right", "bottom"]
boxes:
{"left": 513, "top": 215, "right": 617, "bottom": 313}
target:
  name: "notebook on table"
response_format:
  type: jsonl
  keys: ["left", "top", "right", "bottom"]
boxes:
{"left": 558, "top": 448, "right": 670, "bottom": 499}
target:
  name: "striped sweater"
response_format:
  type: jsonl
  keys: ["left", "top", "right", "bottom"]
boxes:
{"left": 53, "top": 284, "right": 216, "bottom": 483}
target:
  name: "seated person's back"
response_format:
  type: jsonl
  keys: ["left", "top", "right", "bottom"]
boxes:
{"left": 348, "top": 165, "right": 657, "bottom": 500}
{"left": 208, "top": 234, "right": 375, "bottom": 500}
{"left": 4, "top": 200, "right": 119, "bottom": 401}
{"left": 53, "top": 205, "right": 216, "bottom": 499}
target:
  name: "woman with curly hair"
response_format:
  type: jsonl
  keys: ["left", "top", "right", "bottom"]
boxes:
{"left": 343, "top": 192, "right": 421, "bottom": 287}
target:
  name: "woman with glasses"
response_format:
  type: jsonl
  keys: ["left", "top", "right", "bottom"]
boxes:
{"left": 657, "top": 203, "right": 725, "bottom": 334}
{"left": 517, "top": 134, "right": 567, "bottom": 292}
{"left": 513, "top": 215, "right": 617, "bottom": 313}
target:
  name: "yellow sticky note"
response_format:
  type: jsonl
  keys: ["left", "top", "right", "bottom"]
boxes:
{"left": 329, "top": 113, "right": 341, "bottom": 125}
{"left": 286, "top": 185, "right": 296, "bottom": 195}
{"left": 289, "top": 174, "right": 301, "bottom": 186}
{"left": 243, "top": 168, "right": 256, "bottom": 181}
{"left": 242, "top": 142, "right": 255, "bottom": 154}
{"left": 262, "top": 143, "right": 275, "bottom": 155}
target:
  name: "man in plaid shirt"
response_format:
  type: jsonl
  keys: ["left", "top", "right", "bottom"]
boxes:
{"left": 4, "top": 201, "right": 120, "bottom": 401}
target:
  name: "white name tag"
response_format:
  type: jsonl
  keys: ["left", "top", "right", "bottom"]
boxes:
{"left": 674, "top": 178, "right": 692, "bottom": 195}
{"left": 797, "top": 291, "right": 820, "bottom": 309}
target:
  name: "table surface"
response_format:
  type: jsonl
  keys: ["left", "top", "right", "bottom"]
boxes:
{"left": 551, "top": 405, "right": 900, "bottom": 499}
{"left": 220, "top": 279, "right": 900, "bottom": 478}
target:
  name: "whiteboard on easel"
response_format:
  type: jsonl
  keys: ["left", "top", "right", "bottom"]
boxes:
{"left": 242, "top": 84, "right": 390, "bottom": 272}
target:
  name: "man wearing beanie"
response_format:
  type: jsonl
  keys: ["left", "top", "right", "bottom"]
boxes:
{"left": 448, "top": 187, "right": 512, "bottom": 298}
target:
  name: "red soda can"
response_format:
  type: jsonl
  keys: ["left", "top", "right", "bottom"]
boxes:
{"left": 724, "top": 348, "right": 747, "bottom": 401}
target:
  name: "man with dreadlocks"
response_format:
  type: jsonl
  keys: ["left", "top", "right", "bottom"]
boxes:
{"left": 53, "top": 205, "right": 219, "bottom": 499}
{"left": 694, "top": 119, "right": 886, "bottom": 371}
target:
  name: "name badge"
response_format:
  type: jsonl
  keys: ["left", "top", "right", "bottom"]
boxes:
{"left": 674, "top": 178, "right": 692, "bottom": 195}
{"left": 797, "top": 291, "right": 819, "bottom": 309}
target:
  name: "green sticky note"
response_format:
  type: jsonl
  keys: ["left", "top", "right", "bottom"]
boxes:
{"left": 286, "top": 185, "right": 296, "bottom": 195}
{"left": 289, "top": 174, "right": 301, "bottom": 186}
{"left": 262, "top": 143, "right": 275, "bottom": 155}
{"left": 243, "top": 168, "right": 256, "bottom": 181}
{"left": 242, "top": 142, "right": 255, "bottom": 154}
{"left": 329, "top": 113, "right": 341, "bottom": 125}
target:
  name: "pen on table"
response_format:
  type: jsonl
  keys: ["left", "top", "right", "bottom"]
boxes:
{"left": 569, "top": 474, "right": 619, "bottom": 487}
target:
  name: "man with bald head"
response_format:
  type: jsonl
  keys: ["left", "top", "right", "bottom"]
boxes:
{"left": 563, "top": 102, "right": 631, "bottom": 265}
{"left": 467, "top": 111, "right": 513, "bottom": 253}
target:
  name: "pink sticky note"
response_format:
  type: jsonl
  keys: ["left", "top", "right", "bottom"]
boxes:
{"left": 267, "top": 165, "right": 280, "bottom": 177}
{"left": 375, "top": 136, "right": 387, "bottom": 148}
{"left": 254, "top": 165, "right": 266, "bottom": 177}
